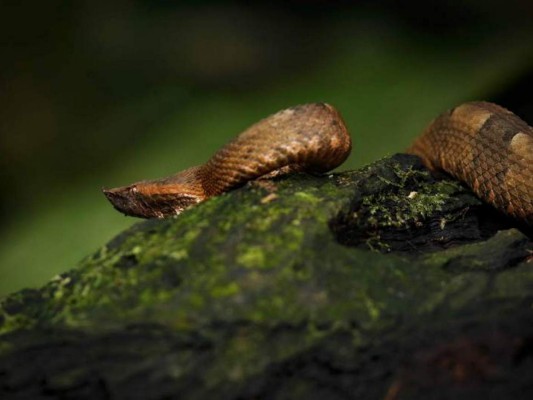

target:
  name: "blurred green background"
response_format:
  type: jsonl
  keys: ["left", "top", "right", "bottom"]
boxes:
{"left": 1, "top": 0, "right": 533, "bottom": 296}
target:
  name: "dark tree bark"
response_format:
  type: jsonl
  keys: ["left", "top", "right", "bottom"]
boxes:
{"left": 1, "top": 154, "right": 532, "bottom": 400}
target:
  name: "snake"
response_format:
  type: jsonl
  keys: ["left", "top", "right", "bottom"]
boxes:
{"left": 103, "top": 102, "right": 532, "bottom": 225}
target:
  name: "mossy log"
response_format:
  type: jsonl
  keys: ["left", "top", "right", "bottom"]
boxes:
{"left": 0, "top": 154, "right": 532, "bottom": 400}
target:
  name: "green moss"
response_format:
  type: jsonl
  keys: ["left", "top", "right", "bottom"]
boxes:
{"left": 237, "top": 247, "right": 266, "bottom": 269}
{"left": 362, "top": 165, "right": 465, "bottom": 229}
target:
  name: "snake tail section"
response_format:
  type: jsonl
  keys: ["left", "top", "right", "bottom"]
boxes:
{"left": 408, "top": 101, "right": 533, "bottom": 225}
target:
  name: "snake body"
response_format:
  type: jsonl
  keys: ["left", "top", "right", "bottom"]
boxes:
{"left": 409, "top": 102, "right": 532, "bottom": 225}
{"left": 103, "top": 103, "right": 351, "bottom": 218}
{"left": 103, "top": 101, "right": 532, "bottom": 225}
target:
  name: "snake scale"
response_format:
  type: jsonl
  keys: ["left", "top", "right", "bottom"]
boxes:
{"left": 103, "top": 102, "right": 532, "bottom": 225}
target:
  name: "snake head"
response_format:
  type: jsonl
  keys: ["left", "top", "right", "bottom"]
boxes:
{"left": 103, "top": 167, "right": 205, "bottom": 219}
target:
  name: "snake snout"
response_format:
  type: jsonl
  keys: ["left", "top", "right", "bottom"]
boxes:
{"left": 102, "top": 185, "right": 143, "bottom": 217}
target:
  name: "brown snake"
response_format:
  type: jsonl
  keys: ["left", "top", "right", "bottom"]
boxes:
{"left": 103, "top": 102, "right": 532, "bottom": 225}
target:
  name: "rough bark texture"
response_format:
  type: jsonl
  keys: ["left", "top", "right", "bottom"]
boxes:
{"left": 0, "top": 154, "right": 532, "bottom": 400}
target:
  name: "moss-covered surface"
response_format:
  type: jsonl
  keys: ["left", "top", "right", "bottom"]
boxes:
{"left": 0, "top": 154, "right": 532, "bottom": 399}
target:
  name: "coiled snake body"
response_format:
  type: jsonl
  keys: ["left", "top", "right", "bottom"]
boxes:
{"left": 103, "top": 102, "right": 532, "bottom": 225}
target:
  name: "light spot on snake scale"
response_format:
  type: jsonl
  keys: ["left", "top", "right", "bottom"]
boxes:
{"left": 510, "top": 133, "right": 533, "bottom": 162}
{"left": 452, "top": 104, "right": 492, "bottom": 135}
